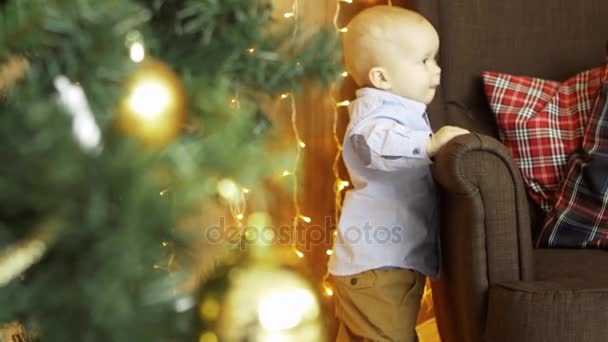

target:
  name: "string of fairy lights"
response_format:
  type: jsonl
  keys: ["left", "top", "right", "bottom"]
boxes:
{"left": 149, "top": 0, "right": 435, "bottom": 332}
{"left": 282, "top": 0, "right": 311, "bottom": 259}
{"left": 207, "top": 0, "right": 310, "bottom": 256}
{"left": 160, "top": 0, "right": 424, "bottom": 303}
{"left": 321, "top": 0, "right": 360, "bottom": 298}
{"left": 278, "top": 0, "right": 399, "bottom": 297}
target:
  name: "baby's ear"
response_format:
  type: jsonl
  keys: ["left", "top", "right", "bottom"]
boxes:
{"left": 368, "top": 67, "right": 391, "bottom": 90}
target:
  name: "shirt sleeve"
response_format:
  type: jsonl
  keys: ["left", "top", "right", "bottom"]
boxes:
{"left": 349, "top": 117, "right": 432, "bottom": 171}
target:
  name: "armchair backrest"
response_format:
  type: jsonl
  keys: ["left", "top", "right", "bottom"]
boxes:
{"left": 414, "top": 0, "right": 608, "bottom": 137}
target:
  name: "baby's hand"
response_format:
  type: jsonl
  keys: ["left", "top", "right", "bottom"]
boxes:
{"left": 426, "top": 126, "right": 470, "bottom": 157}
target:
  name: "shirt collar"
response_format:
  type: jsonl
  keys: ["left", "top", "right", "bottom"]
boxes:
{"left": 354, "top": 87, "right": 427, "bottom": 117}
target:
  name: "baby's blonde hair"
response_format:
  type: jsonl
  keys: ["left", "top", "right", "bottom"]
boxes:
{"left": 343, "top": 6, "right": 428, "bottom": 87}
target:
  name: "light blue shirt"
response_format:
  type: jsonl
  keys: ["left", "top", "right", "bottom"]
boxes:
{"left": 328, "top": 87, "right": 439, "bottom": 278}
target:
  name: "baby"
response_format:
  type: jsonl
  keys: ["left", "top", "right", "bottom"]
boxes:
{"left": 327, "top": 6, "right": 468, "bottom": 342}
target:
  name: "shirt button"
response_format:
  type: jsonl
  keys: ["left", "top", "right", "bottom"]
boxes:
{"left": 350, "top": 278, "right": 358, "bottom": 285}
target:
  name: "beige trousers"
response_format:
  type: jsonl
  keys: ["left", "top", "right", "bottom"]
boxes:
{"left": 332, "top": 268, "right": 425, "bottom": 342}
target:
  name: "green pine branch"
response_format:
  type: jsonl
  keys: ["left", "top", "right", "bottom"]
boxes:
{"left": 0, "top": 0, "right": 339, "bottom": 340}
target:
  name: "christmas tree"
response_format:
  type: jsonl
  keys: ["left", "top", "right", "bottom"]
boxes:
{"left": 0, "top": 0, "right": 338, "bottom": 340}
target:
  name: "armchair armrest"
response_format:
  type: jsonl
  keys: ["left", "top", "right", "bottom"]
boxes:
{"left": 430, "top": 133, "right": 534, "bottom": 342}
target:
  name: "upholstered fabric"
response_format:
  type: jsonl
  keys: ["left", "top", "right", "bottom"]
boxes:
{"left": 430, "top": 133, "right": 534, "bottom": 342}
{"left": 483, "top": 67, "right": 605, "bottom": 212}
{"left": 412, "top": 0, "right": 608, "bottom": 341}
{"left": 485, "top": 281, "right": 608, "bottom": 342}
{"left": 418, "top": 0, "right": 608, "bottom": 138}
{"left": 533, "top": 248, "right": 608, "bottom": 285}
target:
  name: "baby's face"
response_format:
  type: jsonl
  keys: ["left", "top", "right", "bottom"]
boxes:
{"left": 380, "top": 22, "right": 441, "bottom": 104}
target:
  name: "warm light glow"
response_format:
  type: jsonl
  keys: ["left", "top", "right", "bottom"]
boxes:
{"left": 283, "top": 12, "right": 295, "bottom": 18}
{"left": 247, "top": 48, "right": 256, "bottom": 53}
{"left": 129, "top": 42, "right": 145, "bottom": 63}
{"left": 326, "top": 0, "right": 348, "bottom": 303}
{"left": 162, "top": 241, "right": 169, "bottom": 247}
{"left": 199, "top": 331, "right": 218, "bottom": 342}
{"left": 258, "top": 289, "right": 317, "bottom": 331}
{"left": 127, "top": 79, "right": 171, "bottom": 119}
{"left": 159, "top": 188, "right": 169, "bottom": 196}
{"left": 217, "top": 178, "right": 239, "bottom": 201}
{"left": 299, "top": 215, "right": 312, "bottom": 223}
{"left": 341, "top": 0, "right": 353, "bottom": 3}
{"left": 338, "top": 180, "right": 350, "bottom": 191}
{"left": 200, "top": 298, "right": 221, "bottom": 320}
{"left": 281, "top": 0, "right": 308, "bottom": 267}
{"left": 229, "top": 96, "right": 240, "bottom": 109}
{"left": 242, "top": 188, "right": 250, "bottom": 194}
{"left": 116, "top": 57, "right": 188, "bottom": 149}
{"left": 246, "top": 212, "right": 272, "bottom": 229}
{"left": 236, "top": 213, "right": 244, "bottom": 221}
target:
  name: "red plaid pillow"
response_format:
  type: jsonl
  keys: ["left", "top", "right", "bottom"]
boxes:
{"left": 483, "top": 66, "right": 607, "bottom": 212}
{"left": 537, "top": 75, "right": 608, "bottom": 248}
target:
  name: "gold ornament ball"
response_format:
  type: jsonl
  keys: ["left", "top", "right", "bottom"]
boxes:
{"left": 196, "top": 229, "right": 326, "bottom": 342}
{"left": 116, "top": 57, "right": 188, "bottom": 148}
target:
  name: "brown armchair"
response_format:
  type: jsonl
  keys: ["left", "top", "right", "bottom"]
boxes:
{"left": 410, "top": 0, "right": 608, "bottom": 341}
